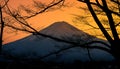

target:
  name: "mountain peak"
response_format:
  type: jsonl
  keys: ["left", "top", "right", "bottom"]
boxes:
{"left": 41, "top": 21, "right": 79, "bottom": 31}
{"left": 40, "top": 21, "right": 94, "bottom": 41}
{"left": 49, "top": 21, "right": 70, "bottom": 26}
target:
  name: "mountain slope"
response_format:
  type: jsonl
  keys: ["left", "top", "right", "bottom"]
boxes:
{"left": 40, "top": 21, "right": 94, "bottom": 41}
{"left": 1, "top": 21, "right": 114, "bottom": 63}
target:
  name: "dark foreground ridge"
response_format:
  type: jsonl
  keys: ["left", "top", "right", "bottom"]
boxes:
{"left": 0, "top": 60, "right": 119, "bottom": 69}
{"left": 0, "top": 59, "right": 119, "bottom": 69}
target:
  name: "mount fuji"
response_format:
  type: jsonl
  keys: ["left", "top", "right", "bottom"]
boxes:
{"left": 1, "top": 21, "right": 114, "bottom": 63}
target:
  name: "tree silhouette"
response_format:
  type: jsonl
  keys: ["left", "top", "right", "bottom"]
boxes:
{"left": 78, "top": 0, "right": 120, "bottom": 62}
{"left": 1, "top": 0, "right": 112, "bottom": 59}
{"left": 0, "top": 0, "right": 9, "bottom": 54}
{"left": 0, "top": 0, "right": 115, "bottom": 65}
{"left": 0, "top": 0, "right": 65, "bottom": 53}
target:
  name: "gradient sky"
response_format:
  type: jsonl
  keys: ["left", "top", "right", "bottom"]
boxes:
{"left": 3, "top": 0, "right": 103, "bottom": 44}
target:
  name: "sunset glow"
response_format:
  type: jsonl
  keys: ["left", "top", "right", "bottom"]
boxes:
{"left": 3, "top": 0, "right": 105, "bottom": 44}
{"left": 1, "top": 0, "right": 120, "bottom": 68}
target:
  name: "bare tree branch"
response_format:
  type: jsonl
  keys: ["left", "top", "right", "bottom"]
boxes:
{"left": 78, "top": 0, "right": 120, "bottom": 61}
{"left": 38, "top": 40, "right": 111, "bottom": 60}
{"left": 78, "top": 0, "right": 120, "bottom": 17}
{"left": 0, "top": 0, "right": 9, "bottom": 8}
{"left": 23, "top": 0, "right": 65, "bottom": 19}
{"left": 115, "top": 22, "right": 120, "bottom": 27}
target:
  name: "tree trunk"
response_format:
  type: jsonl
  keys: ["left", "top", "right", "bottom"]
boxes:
{"left": 0, "top": 7, "right": 4, "bottom": 54}
{"left": 111, "top": 40, "right": 120, "bottom": 64}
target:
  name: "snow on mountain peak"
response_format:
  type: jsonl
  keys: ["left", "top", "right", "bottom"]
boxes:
{"left": 41, "top": 21, "right": 85, "bottom": 36}
{"left": 40, "top": 21, "right": 94, "bottom": 42}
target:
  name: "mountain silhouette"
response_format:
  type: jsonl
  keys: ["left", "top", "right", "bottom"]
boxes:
{"left": 16, "top": 21, "right": 96, "bottom": 43}
{"left": 40, "top": 21, "right": 87, "bottom": 37}
{"left": 1, "top": 21, "right": 114, "bottom": 63}
{"left": 39, "top": 21, "right": 96, "bottom": 43}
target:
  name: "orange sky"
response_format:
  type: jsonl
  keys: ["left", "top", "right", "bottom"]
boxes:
{"left": 3, "top": 0, "right": 104, "bottom": 44}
